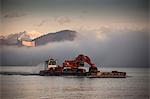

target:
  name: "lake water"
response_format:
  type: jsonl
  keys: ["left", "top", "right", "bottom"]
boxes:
{"left": 0, "top": 67, "right": 149, "bottom": 99}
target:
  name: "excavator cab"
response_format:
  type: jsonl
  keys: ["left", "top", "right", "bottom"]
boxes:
{"left": 77, "top": 61, "right": 84, "bottom": 67}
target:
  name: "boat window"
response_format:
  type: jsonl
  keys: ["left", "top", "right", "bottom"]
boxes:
{"left": 48, "top": 59, "right": 56, "bottom": 65}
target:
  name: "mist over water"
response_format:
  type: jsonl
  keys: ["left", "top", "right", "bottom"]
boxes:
{"left": 1, "top": 29, "right": 148, "bottom": 67}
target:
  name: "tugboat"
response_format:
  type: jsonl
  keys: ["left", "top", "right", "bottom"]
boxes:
{"left": 39, "top": 59, "right": 63, "bottom": 76}
{"left": 39, "top": 54, "right": 126, "bottom": 78}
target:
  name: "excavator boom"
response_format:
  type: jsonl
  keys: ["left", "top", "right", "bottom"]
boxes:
{"left": 63, "top": 54, "right": 96, "bottom": 68}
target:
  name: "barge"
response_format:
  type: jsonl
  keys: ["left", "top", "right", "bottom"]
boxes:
{"left": 39, "top": 54, "right": 126, "bottom": 78}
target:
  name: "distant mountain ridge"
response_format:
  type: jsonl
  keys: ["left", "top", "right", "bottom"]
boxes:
{"left": 0, "top": 30, "right": 77, "bottom": 46}
{"left": 32, "top": 30, "right": 77, "bottom": 46}
{"left": 0, "top": 32, "right": 25, "bottom": 45}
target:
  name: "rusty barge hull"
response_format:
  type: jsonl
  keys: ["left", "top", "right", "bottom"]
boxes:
{"left": 39, "top": 70, "right": 126, "bottom": 78}
{"left": 39, "top": 70, "right": 86, "bottom": 76}
{"left": 87, "top": 75, "right": 126, "bottom": 78}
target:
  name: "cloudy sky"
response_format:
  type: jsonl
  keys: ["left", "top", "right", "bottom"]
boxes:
{"left": 1, "top": 0, "right": 149, "bottom": 67}
{"left": 1, "top": 0, "right": 148, "bottom": 35}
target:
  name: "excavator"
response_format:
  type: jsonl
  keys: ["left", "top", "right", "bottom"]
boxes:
{"left": 39, "top": 54, "right": 98, "bottom": 76}
{"left": 62, "top": 54, "right": 98, "bottom": 75}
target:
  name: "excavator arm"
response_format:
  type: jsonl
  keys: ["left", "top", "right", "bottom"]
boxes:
{"left": 75, "top": 54, "right": 96, "bottom": 67}
{"left": 63, "top": 54, "right": 96, "bottom": 68}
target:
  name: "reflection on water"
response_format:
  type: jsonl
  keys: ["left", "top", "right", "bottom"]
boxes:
{"left": 1, "top": 68, "right": 149, "bottom": 99}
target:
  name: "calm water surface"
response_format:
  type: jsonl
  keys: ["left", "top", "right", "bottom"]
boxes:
{"left": 0, "top": 67, "right": 149, "bottom": 99}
